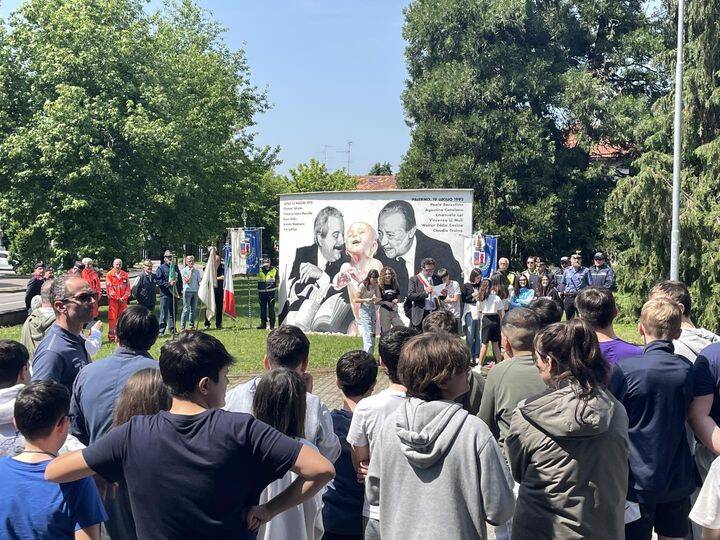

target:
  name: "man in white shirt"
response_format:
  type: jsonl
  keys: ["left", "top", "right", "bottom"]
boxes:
{"left": 347, "top": 327, "right": 418, "bottom": 539}
{"left": 224, "top": 325, "right": 341, "bottom": 463}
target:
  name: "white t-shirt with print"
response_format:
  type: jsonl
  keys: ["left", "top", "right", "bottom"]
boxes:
{"left": 442, "top": 280, "right": 462, "bottom": 318}
{"left": 347, "top": 388, "right": 406, "bottom": 519}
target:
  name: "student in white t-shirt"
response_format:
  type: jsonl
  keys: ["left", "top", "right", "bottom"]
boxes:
{"left": 476, "top": 279, "right": 505, "bottom": 366}
{"left": 437, "top": 268, "right": 461, "bottom": 334}
{"left": 347, "top": 327, "right": 418, "bottom": 540}
{"left": 690, "top": 457, "right": 720, "bottom": 537}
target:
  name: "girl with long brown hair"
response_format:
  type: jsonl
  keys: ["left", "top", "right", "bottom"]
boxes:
{"left": 505, "top": 320, "right": 626, "bottom": 540}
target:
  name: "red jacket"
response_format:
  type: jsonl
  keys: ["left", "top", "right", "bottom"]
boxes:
{"left": 106, "top": 268, "right": 130, "bottom": 302}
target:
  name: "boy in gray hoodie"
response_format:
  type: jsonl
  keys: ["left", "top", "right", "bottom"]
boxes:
{"left": 366, "top": 332, "right": 514, "bottom": 540}
{"left": 649, "top": 281, "right": 720, "bottom": 363}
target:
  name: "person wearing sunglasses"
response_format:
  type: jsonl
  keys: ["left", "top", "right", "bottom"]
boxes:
{"left": 32, "top": 275, "right": 97, "bottom": 392}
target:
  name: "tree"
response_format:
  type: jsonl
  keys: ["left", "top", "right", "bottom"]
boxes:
{"left": 286, "top": 159, "right": 356, "bottom": 193}
{"left": 606, "top": 0, "right": 720, "bottom": 328}
{"left": 0, "top": 0, "right": 275, "bottom": 270}
{"left": 369, "top": 162, "right": 393, "bottom": 175}
{"left": 399, "top": 0, "right": 663, "bottom": 264}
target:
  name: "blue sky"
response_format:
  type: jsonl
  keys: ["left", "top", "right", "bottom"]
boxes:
{"left": 0, "top": 0, "right": 411, "bottom": 175}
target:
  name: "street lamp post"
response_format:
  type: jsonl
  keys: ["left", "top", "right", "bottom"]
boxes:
{"left": 670, "top": 0, "right": 686, "bottom": 281}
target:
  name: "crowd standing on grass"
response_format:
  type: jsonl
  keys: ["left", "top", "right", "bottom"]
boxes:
{"left": 10, "top": 248, "right": 720, "bottom": 539}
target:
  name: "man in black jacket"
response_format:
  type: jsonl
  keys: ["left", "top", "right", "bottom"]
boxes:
{"left": 24, "top": 264, "right": 46, "bottom": 312}
{"left": 133, "top": 260, "right": 157, "bottom": 311}
{"left": 155, "top": 251, "right": 182, "bottom": 336}
{"left": 376, "top": 200, "right": 462, "bottom": 299}
{"left": 406, "top": 258, "right": 443, "bottom": 332}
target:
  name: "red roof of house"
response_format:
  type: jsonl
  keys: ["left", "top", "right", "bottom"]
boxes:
{"left": 354, "top": 175, "right": 398, "bottom": 190}
{"left": 565, "top": 130, "right": 632, "bottom": 159}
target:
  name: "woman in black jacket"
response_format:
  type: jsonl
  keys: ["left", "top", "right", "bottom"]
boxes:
{"left": 534, "top": 274, "right": 562, "bottom": 307}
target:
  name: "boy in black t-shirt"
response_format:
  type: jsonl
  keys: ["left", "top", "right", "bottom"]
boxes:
{"left": 45, "top": 332, "right": 334, "bottom": 540}
{"left": 323, "top": 350, "right": 378, "bottom": 540}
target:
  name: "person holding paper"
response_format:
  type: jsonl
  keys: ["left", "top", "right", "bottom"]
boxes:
{"left": 405, "top": 258, "right": 443, "bottom": 333}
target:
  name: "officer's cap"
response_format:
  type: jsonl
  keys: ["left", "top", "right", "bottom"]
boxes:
{"left": 593, "top": 252, "right": 605, "bottom": 260}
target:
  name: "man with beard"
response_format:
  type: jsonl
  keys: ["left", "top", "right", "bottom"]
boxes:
{"left": 31, "top": 275, "right": 96, "bottom": 391}
{"left": 376, "top": 200, "right": 462, "bottom": 299}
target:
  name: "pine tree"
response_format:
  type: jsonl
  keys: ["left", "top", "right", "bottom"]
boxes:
{"left": 606, "top": 0, "right": 720, "bottom": 327}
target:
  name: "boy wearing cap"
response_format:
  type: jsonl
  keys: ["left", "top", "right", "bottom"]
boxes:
{"left": 589, "top": 252, "right": 616, "bottom": 290}
{"left": 257, "top": 256, "right": 278, "bottom": 330}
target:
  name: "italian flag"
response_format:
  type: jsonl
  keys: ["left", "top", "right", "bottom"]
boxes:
{"left": 223, "top": 243, "right": 236, "bottom": 318}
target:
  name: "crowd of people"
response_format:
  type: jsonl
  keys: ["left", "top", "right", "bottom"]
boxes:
{"left": 6, "top": 250, "right": 720, "bottom": 539}
{"left": 350, "top": 250, "right": 615, "bottom": 363}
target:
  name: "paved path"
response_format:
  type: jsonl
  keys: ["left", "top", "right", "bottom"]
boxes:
{"left": 0, "top": 291, "right": 24, "bottom": 313}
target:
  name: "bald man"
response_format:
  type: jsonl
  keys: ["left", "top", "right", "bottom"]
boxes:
{"left": 106, "top": 258, "right": 130, "bottom": 342}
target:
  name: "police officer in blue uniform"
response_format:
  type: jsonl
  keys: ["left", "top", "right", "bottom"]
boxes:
{"left": 560, "top": 253, "right": 590, "bottom": 319}
{"left": 588, "top": 252, "right": 616, "bottom": 291}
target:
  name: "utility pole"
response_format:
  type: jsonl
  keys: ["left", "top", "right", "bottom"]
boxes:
{"left": 670, "top": 0, "right": 685, "bottom": 281}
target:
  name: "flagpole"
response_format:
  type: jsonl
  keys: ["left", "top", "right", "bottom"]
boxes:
{"left": 670, "top": 0, "right": 685, "bottom": 280}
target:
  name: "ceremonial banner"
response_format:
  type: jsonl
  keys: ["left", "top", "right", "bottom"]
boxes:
{"left": 464, "top": 232, "right": 498, "bottom": 279}
{"left": 229, "top": 228, "right": 262, "bottom": 275}
{"left": 199, "top": 246, "right": 218, "bottom": 322}
{"left": 278, "top": 189, "right": 473, "bottom": 335}
{"left": 242, "top": 228, "right": 261, "bottom": 276}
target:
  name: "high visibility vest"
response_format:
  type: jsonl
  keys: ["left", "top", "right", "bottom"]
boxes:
{"left": 257, "top": 267, "right": 278, "bottom": 292}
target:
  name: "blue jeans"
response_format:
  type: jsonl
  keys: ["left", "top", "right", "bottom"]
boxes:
{"left": 158, "top": 294, "right": 176, "bottom": 334}
{"left": 181, "top": 290, "right": 198, "bottom": 329}
{"left": 358, "top": 304, "right": 377, "bottom": 353}
{"left": 464, "top": 312, "right": 481, "bottom": 358}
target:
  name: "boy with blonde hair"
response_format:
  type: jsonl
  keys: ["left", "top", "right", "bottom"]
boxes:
{"left": 648, "top": 280, "right": 720, "bottom": 362}
{"left": 609, "top": 298, "right": 699, "bottom": 540}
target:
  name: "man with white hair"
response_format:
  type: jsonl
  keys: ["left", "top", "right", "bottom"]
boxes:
{"left": 80, "top": 258, "right": 101, "bottom": 321}
{"left": 493, "top": 257, "right": 516, "bottom": 289}
{"left": 106, "top": 258, "right": 130, "bottom": 342}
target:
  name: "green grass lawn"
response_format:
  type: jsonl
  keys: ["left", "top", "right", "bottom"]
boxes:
{"left": 0, "top": 276, "right": 644, "bottom": 375}
{"left": 0, "top": 315, "right": 639, "bottom": 379}
{"left": 0, "top": 276, "right": 362, "bottom": 376}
